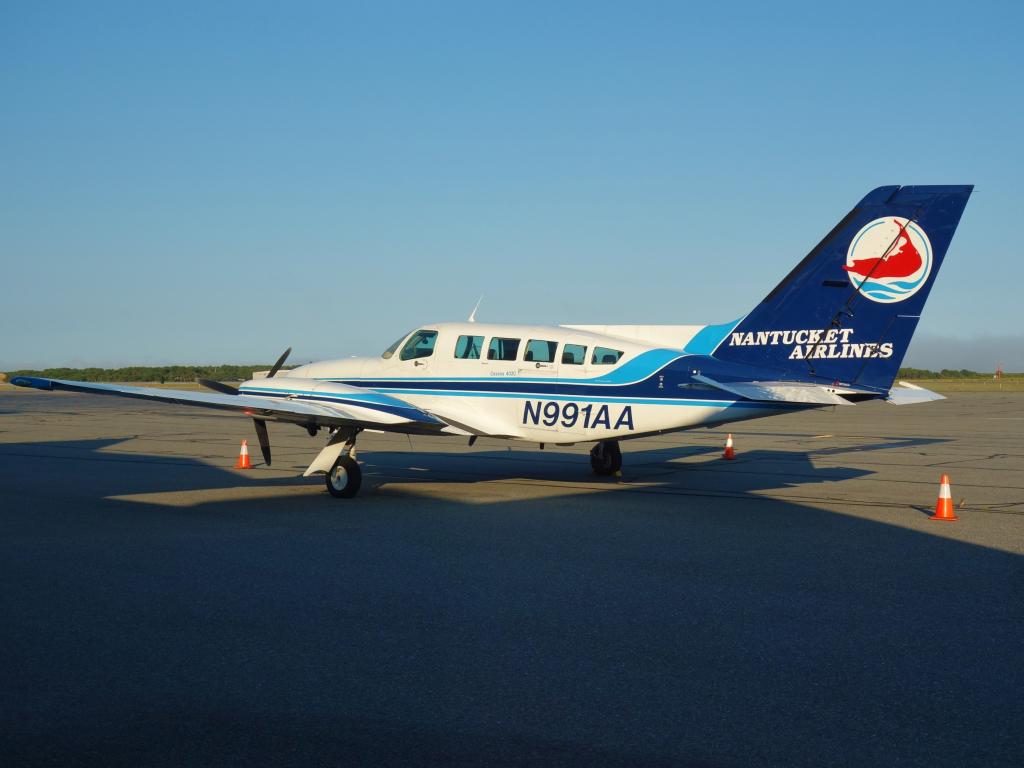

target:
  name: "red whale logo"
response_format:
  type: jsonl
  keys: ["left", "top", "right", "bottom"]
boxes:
{"left": 843, "top": 219, "right": 922, "bottom": 279}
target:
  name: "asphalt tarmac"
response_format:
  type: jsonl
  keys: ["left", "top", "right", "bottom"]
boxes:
{"left": 1, "top": 389, "right": 1022, "bottom": 766}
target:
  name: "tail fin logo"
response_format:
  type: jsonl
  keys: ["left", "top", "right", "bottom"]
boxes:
{"left": 844, "top": 217, "right": 932, "bottom": 303}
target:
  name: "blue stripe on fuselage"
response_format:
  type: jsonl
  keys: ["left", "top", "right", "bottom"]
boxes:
{"left": 683, "top": 319, "right": 742, "bottom": 355}
{"left": 372, "top": 388, "right": 799, "bottom": 410}
{"left": 249, "top": 353, "right": 813, "bottom": 417}
{"left": 246, "top": 384, "right": 800, "bottom": 413}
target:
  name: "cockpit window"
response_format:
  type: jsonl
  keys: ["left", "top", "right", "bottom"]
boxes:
{"left": 399, "top": 330, "right": 438, "bottom": 361}
{"left": 381, "top": 331, "right": 412, "bottom": 359}
{"left": 592, "top": 347, "right": 624, "bottom": 365}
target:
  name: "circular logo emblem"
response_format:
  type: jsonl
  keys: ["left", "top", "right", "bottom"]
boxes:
{"left": 844, "top": 217, "right": 932, "bottom": 303}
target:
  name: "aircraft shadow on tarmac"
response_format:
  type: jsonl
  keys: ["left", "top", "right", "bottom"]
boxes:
{"left": 0, "top": 433, "right": 950, "bottom": 503}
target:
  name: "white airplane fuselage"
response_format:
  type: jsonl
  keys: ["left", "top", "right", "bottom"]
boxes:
{"left": 239, "top": 321, "right": 794, "bottom": 445}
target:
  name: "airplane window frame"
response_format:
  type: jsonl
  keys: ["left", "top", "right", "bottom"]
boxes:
{"left": 525, "top": 339, "right": 557, "bottom": 364}
{"left": 591, "top": 346, "right": 624, "bottom": 365}
{"left": 561, "top": 343, "right": 587, "bottom": 365}
{"left": 454, "top": 334, "right": 484, "bottom": 360}
{"left": 399, "top": 329, "right": 439, "bottom": 361}
{"left": 487, "top": 337, "right": 521, "bottom": 362}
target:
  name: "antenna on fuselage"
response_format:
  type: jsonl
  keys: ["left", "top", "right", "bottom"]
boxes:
{"left": 468, "top": 294, "right": 484, "bottom": 323}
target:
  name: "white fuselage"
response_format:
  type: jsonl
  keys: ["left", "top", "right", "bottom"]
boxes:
{"left": 240, "top": 321, "right": 792, "bottom": 444}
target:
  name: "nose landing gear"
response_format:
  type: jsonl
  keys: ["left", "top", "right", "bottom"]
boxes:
{"left": 589, "top": 439, "right": 622, "bottom": 476}
{"left": 326, "top": 454, "right": 362, "bottom": 498}
{"left": 323, "top": 430, "right": 362, "bottom": 498}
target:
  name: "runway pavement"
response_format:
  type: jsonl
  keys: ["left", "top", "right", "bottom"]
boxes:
{"left": 1, "top": 389, "right": 1022, "bottom": 766}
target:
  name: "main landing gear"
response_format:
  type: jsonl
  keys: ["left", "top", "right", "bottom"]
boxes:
{"left": 590, "top": 439, "right": 622, "bottom": 476}
{"left": 325, "top": 431, "right": 362, "bottom": 498}
{"left": 322, "top": 433, "right": 622, "bottom": 497}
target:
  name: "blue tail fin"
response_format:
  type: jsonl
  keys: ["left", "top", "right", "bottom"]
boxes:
{"left": 711, "top": 185, "right": 972, "bottom": 391}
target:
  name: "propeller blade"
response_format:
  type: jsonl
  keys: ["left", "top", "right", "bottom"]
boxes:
{"left": 197, "top": 378, "right": 239, "bottom": 395}
{"left": 253, "top": 418, "right": 271, "bottom": 466}
{"left": 267, "top": 347, "right": 292, "bottom": 379}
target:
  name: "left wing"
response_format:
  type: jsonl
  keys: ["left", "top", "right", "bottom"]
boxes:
{"left": 10, "top": 376, "right": 453, "bottom": 434}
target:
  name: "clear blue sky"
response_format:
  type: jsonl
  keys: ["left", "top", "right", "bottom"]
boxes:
{"left": 2, "top": 1, "right": 1022, "bottom": 371}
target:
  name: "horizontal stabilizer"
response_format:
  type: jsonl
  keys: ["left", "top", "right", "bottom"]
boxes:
{"left": 692, "top": 374, "right": 864, "bottom": 405}
{"left": 886, "top": 381, "right": 946, "bottom": 405}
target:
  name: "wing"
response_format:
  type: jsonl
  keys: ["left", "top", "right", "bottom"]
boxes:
{"left": 10, "top": 376, "right": 453, "bottom": 434}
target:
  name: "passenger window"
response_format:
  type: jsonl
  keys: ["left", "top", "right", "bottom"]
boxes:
{"left": 399, "top": 329, "right": 438, "bottom": 361}
{"left": 525, "top": 339, "right": 557, "bottom": 363}
{"left": 591, "top": 346, "right": 624, "bottom": 365}
{"left": 561, "top": 343, "right": 586, "bottom": 365}
{"left": 487, "top": 337, "right": 520, "bottom": 361}
{"left": 454, "top": 335, "right": 484, "bottom": 360}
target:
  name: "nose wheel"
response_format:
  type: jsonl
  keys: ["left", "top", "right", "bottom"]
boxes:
{"left": 326, "top": 455, "right": 362, "bottom": 498}
{"left": 590, "top": 440, "right": 622, "bottom": 476}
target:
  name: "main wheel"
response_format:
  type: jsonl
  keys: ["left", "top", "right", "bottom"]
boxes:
{"left": 590, "top": 440, "right": 622, "bottom": 476}
{"left": 325, "top": 455, "right": 362, "bottom": 498}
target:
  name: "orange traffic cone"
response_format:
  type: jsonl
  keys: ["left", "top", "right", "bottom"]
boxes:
{"left": 235, "top": 439, "right": 252, "bottom": 469}
{"left": 930, "top": 473, "right": 957, "bottom": 521}
{"left": 723, "top": 433, "right": 736, "bottom": 460}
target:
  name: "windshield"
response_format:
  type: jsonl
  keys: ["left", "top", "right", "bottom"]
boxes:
{"left": 400, "top": 330, "right": 438, "bottom": 361}
{"left": 381, "top": 331, "right": 412, "bottom": 359}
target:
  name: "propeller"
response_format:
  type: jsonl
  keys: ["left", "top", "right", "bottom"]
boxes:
{"left": 254, "top": 346, "right": 292, "bottom": 465}
{"left": 253, "top": 418, "right": 272, "bottom": 466}
{"left": 267, "top": 346, "right": 292, "bottom": 378}
{"left": 196, "top": 347, "right": 293, "bottom": 467}
{"left": 196, "top": 378, "right": 239, "bottom": 395}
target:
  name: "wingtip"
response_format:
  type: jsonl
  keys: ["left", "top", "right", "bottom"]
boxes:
{"left": 10, "top": 376, "right": 52, "bottom": 390}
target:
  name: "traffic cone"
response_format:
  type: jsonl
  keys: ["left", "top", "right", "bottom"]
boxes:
{"left": 723, "top": 434, "right": 736, "bottom": 460}
{"left": 235, "top": 439, "right": 252, "bottom": 469}
{"left": 930, "top": 474, "right": 957, "bottom": 521}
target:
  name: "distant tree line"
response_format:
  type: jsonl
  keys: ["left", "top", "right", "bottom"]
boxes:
{"left": 897, "top": 367, "right": 1007, "bottom": 379}
{"left": 4, "top": 365, "right": 284, "bottom": 383}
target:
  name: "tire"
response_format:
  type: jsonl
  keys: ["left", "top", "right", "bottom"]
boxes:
{"left": 325, "top": 455, "right": 362, "bottom": 498}
{"left": 607, "top": 441, "right": 623, "bottom": 473}
{"left": 590, "top": 440, "right": 622, "bottom": 476}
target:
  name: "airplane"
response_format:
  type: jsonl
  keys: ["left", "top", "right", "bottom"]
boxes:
{"left": 13, "top": 185, "right": 972, "bottom": 499}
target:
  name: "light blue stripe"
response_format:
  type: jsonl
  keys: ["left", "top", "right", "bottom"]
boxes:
{"left": 241, "top": 385, "right": 798, "bottom": 412}
{"left": 683, "top": 318, "right": 742, "bottom": 355}
{"left": 376, "top": 388, "right": 787, "bottom": 409}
